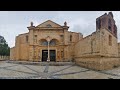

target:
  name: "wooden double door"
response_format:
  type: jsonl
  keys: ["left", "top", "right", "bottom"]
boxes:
{"left": 42, "top": 50, "right": 56, "bottom": 62}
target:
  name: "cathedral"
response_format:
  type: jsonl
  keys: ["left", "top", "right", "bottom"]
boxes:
{"left": 10, "top": 20, "right": 83, "bottom": 62}
{"left": 10, "top": 12, "right": 120, "bottom": 70}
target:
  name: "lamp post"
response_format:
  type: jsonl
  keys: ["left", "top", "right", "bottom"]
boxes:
{"left": 46, "top": 36, "right": 50, "bottom": 62}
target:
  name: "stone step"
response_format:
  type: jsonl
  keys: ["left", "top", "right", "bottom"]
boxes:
{"left": 7, "top": 60, "right": 75, "bottom": 66}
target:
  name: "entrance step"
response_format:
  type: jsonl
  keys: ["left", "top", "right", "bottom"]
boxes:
{"left": 7, "top": 60, "right": 75, "bottom": 66}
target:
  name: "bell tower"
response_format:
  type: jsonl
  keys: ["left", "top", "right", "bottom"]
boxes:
{"left": 96, "top": 12, "right": 117, "bottom": 38}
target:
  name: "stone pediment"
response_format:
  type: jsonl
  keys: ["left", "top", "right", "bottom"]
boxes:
{"left": 36, "top": 20, "right": 62, "bottom": 28}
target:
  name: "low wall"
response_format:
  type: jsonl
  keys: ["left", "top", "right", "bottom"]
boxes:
{"left": 75, "top": 57, "right": 120, "bottom": 70}
{"left": 0, "top": 56, "right": 10, "bottom": 60}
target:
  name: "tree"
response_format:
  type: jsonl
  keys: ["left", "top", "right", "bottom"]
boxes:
{"left": 0, "top": 35, "right": 10, "bottom": 56}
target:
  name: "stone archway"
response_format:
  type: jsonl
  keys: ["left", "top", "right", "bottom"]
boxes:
{"left": 39, "top": 39, "right": 48, "bottom": 46}
{"left": 49, "top": 39, "right": 59, "bottom": 46}
{"left": 39, "top": 38, "right": 59, "bottom": 62}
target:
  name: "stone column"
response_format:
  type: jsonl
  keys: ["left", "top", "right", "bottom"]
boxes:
{"left": 46, "top": 36, "right": 50, "bottom": 62}
{"left": 47, "top": 41, "right": 50, "bottom": 61}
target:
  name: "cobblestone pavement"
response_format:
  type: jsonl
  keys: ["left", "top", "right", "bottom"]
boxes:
{"left": 0, "top": 61, "right": 120, "bottom": 79}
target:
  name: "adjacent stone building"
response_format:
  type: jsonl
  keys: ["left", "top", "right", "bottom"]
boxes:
{"left": 10, "top": 12, "right": 120, "bottom": 70}
{"left": 75, "top": 12, "right": 120, "bottom": 70}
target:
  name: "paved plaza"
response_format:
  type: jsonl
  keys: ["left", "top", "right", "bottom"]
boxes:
{"left": 0, "top": 61, "right": 120, "bottom": 79}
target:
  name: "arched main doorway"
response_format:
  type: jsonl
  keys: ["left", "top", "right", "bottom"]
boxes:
{"left": 40, "top": 39, "right": 58, "bottom": 62}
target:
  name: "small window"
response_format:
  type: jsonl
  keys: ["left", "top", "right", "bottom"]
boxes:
{"left": 114, "top": 25, "right": 117, "bottom": 36}
{"left": 108, "top": 26, "right": 111, "bottom": 31}
{"left": 108, "top": 19, "right": 112, "bottom": 31}
{"left": 34, "top": 35, "right": 37, "bottom": 37}
{"left": 40, "top": 40, "right": 48, "bottom": 46}
{"left": 50, "top": 40, "right": 56, "bottom": 46}
{"left": 26, "top": 35, "right": 28, "bottom": 43}
{"left": 34, "top": 35, "right": 37, "bottom": 43}
{"left": 60, "top": 35, "right": 64, "bottom": 41}
{"left": 109, "top": 35, "right": 112, "bottom": 46}
{"left": 60, "top": 35, "right": 64, "bottom": 37}
{"left": 46, "top": 24, "right": 52, "bottom": 28}
{"left": 96, "top": 19, "right": 101, "bottom": 29}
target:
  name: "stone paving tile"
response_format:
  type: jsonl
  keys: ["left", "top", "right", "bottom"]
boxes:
{"left": 0, "top": 62, "right": 17, "bottom": 68}
{"left": 58, "top": 71, "right": 112, "bottom": 79}
{"left": 108, "top": 76, "right": 120, "bottom": 79}
{"left": 50, "top": 75, "right": 61, "bottom": 79}
{"left": 0, "top": 68, "right": 37, "bottom": 78}
{"left": 48, "top": 66, "right": 70, "bottom": 73}
{"left": 54, "top": 65, "right": 88, "bottom": 75}
{"left": 102, "top": 67, "right": 120, "bottom": 76}
{"left": 24, "top": 65, "right": 46, "bottom": 73}
{"left": 6, "top": 65, "right": 38, "bottom": 75}
{"left": 1, "top": 61, "right": 120, "bottom": 79}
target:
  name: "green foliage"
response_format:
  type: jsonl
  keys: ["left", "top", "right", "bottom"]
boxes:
{"left": 0, "top": 35, "right": 10, "bottom": 56}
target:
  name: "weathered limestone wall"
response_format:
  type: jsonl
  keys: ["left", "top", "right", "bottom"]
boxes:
{"left": 19, "top": 44, "right": 29, "bottom": 60}
{"left": 37, "top": 30, "right": 64, "bottom": 43}
{"left": 12, "top": 33, "right": 29, "bottom": 61}
{"left": 0, "top": 56, "right": 10, "bottom": 60}
{"left": 15, "top": 36, "right": 20, "bottom": 60}
{"left": 74, "top": 29, "right": 118, "bottom": 58}
{"left": 75, "top": 57, "right": 120, "bottom": 70}
{"left": 68, "top": 32, "right": 83, "bottom": 43}
{"left": 74, "top": 28, "right": 119, "bottom": 70}
{"left": 74, "top": 30, "right": 101, "bottom": 58}
{"left": 100, "top": 29, "right": 118, "bottom": 57}
{"left": 118, "top": 43, "right": 120, "bottom": 57}
{"left": 19, "top": 34, "right": 29, "bottom": 61}
{"left": 10, "top": 47, "right": 15, "bottom": 60}
{"left": 11, "top": 30, "right": 82, "bottom": 61}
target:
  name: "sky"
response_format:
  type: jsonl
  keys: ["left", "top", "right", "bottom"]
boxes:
{"left": 0, "top": 11, "right": 120, "bottom": 48}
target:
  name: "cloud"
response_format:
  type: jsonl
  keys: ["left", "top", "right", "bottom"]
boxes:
{"left": 69, "top": 17, "right": 95, "bottom": 37}
{"left": 0, "top": 24, "right": 28, "bottom": 48}
{"left": 1, "top": 11, "right": 120, "bottom": 48}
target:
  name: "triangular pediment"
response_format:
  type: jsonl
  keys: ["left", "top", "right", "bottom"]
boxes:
{"left": 36, "top": 20, "right": 62, "bottom": 28}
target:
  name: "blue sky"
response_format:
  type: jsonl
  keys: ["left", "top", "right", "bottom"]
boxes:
{"left": 0, "top": 11, "right": 120, "bottom": 48}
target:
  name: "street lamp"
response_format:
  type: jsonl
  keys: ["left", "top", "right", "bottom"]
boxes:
{"left": 46, "top": 36, "right": 50, "bottom": 62}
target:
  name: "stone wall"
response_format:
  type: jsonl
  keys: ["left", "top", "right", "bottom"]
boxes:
{"left": 100, "top": 28, "right": 118, "bottom": 57}
{"left": 74, "top": 12, "right": 119, "bottom": 70}
{"left": 74, "top": 28, "right": 119, "bottom": 70}
{"left": 118, "top": 43, "right": 120, "bottom": 57}
{"left": 19, "top": 34, "right": 29, "bottom": 61}
{"left": 10, "top": 47, "right": 15, "bottom": 60}
{"left": 0, "top": 56, "right": 10, "bottom": 60}
{"left": 75, "top": 57, "right": 120, "bottom": 70}
{"left": 74, "top": 30, "right": 101, "bottom": 58}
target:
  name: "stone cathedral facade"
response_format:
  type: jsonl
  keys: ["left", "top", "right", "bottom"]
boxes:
{"left": 10, "top": 12, "right": 120, "bottom": 70}
{"left": 10, "top": 20, "right": 83, "bottom": 62}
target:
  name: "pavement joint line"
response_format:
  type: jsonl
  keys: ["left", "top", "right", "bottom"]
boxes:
{"left": 0, "top": 64, "right": 19, "bottom": 69}
{"left": 49, "top": 76, "right": 61, "bottom": 79}
{"left": 53, "top": 70, "right": 90, "bottom": 76}
{"left": 4, "top": 68, "right": 38, "bottom": 75}
{"left": 50, "top": 65, "right": 77, "bottom": 74}
{"left": 89, "top": 68, "right": 120, "bottom": 77}
{"left": 22, "top": 65, "right": 41, "bottom": 74}
{"left": 98, "top": 71, "right": 120, "bottom": 77}
{"left": 0, "top": 75, "right": 40, "bottom": 79}
{"left": 44, "top": 64, "right": 49, "bottom": 73}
